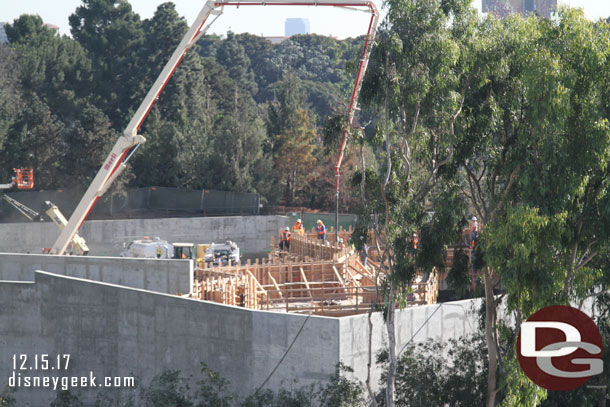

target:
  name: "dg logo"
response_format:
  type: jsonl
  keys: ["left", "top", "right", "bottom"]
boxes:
{"left": 517, "top": 305, "right": 603, "bottom": 391}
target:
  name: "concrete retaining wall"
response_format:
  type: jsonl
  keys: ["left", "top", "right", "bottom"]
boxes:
{"left": 0, "top": 270, "right": 481, "bottom": 406}
{"left": 0, "top": 272, "right": 340, "bottom": 406}
{"left": 0, "top": 215, "right": 290, "bottom": 257}
{"left": 339, "top": 299, "right": 481, "bottom": 388}
{"left": 0, "top": 253, "right": 192, "bottom": 295}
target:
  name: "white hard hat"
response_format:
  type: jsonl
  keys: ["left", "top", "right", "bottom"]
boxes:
{"left": 285, "top": 227, "right": 290, "bottom": 231}
{"left": 472, "top": 216, "right": 477, "bottom": 221}
{"left": 297, "top": 219, "right": 302, "bottom": 223}
{"left": 317, "top": 219, "right": 322, "bottom": 223}
{"left": 413, "top": 233, "right": 417, "bottom": 237}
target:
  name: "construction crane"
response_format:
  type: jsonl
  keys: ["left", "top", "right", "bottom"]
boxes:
{"left": 50, "top": 0, "right": 380, "bottom": 255}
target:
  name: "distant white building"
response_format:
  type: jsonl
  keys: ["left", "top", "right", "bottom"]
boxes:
{"left": 0, "top": 22, "right": 8, "bottom": 44}
{"left": 284, "top": 18, "right": 310, "bottom": 37}
{"left": 264, "top": 36, "right": 288, "bottom": 45}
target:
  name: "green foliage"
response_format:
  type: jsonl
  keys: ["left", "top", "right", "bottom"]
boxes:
{"left": 195, "top": 363, "right": 236, "bottom": 407}
{"left": 377, "top": 336, "right": 488, "bottom": 407}
{"left": 1, "top": 1, "right": 372, "bottom": 210}
{"left": 0, "top": 387, "right": 16, "bottom": 407}
{"left": 50, "top": 390, "right": 86, "bottom": 407}
{"left": 142, "top": 370, "right": 194, "bottom": 407}
{"left": 317, "top": 363, "right": 367, "bottom": 407}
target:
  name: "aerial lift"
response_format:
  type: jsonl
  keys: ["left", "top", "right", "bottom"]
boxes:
{"left": 1, "top": 169, "right": 90, "bottom": 255}
{"left": 50, "top": 0, "right": 379, "bottom": 255}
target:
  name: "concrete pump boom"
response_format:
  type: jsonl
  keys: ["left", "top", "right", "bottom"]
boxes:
{"left": 50, "top": 0, "right": 379, "bottom": 255}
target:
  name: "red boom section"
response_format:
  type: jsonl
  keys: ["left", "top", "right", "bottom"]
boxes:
{"left": 335, "top": 6, "right": 376, "bottom": 191}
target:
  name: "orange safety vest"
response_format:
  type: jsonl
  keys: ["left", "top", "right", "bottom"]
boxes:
{"left": 317, "top": 224, "right": 326, "bottom": 235}
{"left": 469, "top": 223, "right": 478, "bottom": 249}
{"left": 292, "top": 222, "right": 304, "bottom": 236}
{"left": 281, "top": 230, "right": 291, "bottom": 242}
{"left": 413, "top": 236, "right": 418, "bottom": 249}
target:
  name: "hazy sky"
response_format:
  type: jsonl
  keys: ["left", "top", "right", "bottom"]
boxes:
{"left": 2, "top": 0, "right": 609, "bottom": 39}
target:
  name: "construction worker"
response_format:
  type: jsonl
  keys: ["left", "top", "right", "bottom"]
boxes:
{"left": 292, "top": 218, "right": 304, "bottom": 236}
{"left": 469, "top": 216, "right": 479, "bottom": 249}
{"left": 361, "top": 237, "right": 368, "bottom": 267}
{"left": 279, "top": 227, "right": 291, "bottom": 251}
{"left": 412, "top": 233, "right": 419, "bottom": 249}
{"left": 316, "top": 219, "right": 327, "bottom": 242}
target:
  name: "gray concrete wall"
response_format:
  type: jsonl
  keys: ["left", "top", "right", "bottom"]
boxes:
{"left": 0, "top": 272, "right": 339, "bottom": 406}
{"left": 0, "top": 253, "right": 192, "bottom": 295}
{"left": 339, "top": 299, "right": 482, "bottom": 389}
{"left": 0, "top": 269, "right": 482, "bottom": 406}
{"left": 0, "top": 215, "right": 290, "bottom": 257}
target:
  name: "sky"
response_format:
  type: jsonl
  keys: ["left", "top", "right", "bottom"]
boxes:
{"left": 1, "top": 0, "right": 610, "bottom": 39}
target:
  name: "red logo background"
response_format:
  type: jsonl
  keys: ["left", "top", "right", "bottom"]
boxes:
{"left": 517, "top": 305, "right": 603, "bottom": 391}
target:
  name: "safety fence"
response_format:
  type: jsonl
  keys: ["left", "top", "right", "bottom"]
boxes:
{"left": 0, "top": 187, "right": 261, "bottom": 221}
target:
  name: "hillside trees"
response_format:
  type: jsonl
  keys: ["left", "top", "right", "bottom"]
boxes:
{"left": 266, "top": 76, "right": 320, "bottom": 206}
{"left": 0, "top": 45, "right": 22, "bottom": 182}
{"left": 69, "top": 0, "right": 145, "bottom": 128}
{"left": 1, "top": 0, "right": 373, "bottom": 210}
{"left": 4, "top": 15, "right": 118, "bottom": 189}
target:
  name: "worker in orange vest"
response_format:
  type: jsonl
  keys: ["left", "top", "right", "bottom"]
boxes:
{"left": 316, "top": 219, "right": 327, "bottom": 242}
{"left": 469, "top": 216, "right": 479, "bottom": 249}
{"left": 279, "top": 227, "right": 291, "bottom": 251}
{"left": 412, "top": 233, "right": 419, "bottom": 249}
{"left": 292, "top": 218, "right": 304, "bottom": 236}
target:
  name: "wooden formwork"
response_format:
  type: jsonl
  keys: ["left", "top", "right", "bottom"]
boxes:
{"left": 192, "top": 272, "right": 260, "bottom": 308}
{"left": 193, "top": 255, "right": 380, "bottom": 315}
{"left": 288, "top": 234, "right": 351, "bottom": 262}
{"left": 191, "top": 227, "right": 446, "bottom": 315}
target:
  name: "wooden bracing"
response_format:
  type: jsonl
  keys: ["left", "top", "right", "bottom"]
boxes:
{"left": 192, "top": 228, "right": 442, "bottom": 316}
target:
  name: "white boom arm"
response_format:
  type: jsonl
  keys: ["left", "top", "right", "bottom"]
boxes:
{"left": 51, "top": 0, "right": 378, "bottom": 255}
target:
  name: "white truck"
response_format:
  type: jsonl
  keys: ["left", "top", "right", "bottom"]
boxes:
{"left": 120, "top": 237, "right": 194, "bottom": 259}
{"left": 203, "top": 241, "right": 240, "bottom": 266}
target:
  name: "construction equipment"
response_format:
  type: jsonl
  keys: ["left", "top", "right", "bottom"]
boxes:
{"left": 120, "top": 238, "right": 195, "bottom": 260}
{"left": 203, "top": 241, "right": 240, "bottom": 266}
{"left": 1, "top": 169, "right": 89, "bottom": 255}
{"left": 43, "top": 201, "right": 90, "bottom": 255}
{"left": 1, "top": 195, "right": 43, "bottom": 221}
{"left": 0, "top": 168, "right": 34, "bottom": 191}
{"left": 49, "top": 0, "right": 379, "bottom": 255}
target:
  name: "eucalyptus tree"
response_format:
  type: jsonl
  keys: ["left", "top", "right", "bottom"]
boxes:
{"left": 476, "top": 9, "right": 610, "bottom": 405}
{"left": 358, "top": 0, "right": 477, "bottom": 405}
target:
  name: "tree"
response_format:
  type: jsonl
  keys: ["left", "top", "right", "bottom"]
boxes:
{"left": 0, "top": 44, "right": 22, "bottom": 180}
{"left": 376, "top": 336, "right": 488, "bottom": 407}
{"left": 5, "top": 14, "right": 119, "bottom": 190}
{"left": 267, "top": 76, "right": 321, "bottom": 206}
{"left": 472, "top": 8, "right": 610, "bottom": 405}
{"left": 357, "top": 1, "right": 476, "bottom": 405}
{"left": 69, "top": 0, "right": 145, "bottom": 128}
{"left": 216, "top": 32, "right": 258, "bottom": 97}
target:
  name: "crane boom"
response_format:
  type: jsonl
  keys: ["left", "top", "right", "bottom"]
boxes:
{"left": 50, "top": 0, "right": 379, "bottom": 255}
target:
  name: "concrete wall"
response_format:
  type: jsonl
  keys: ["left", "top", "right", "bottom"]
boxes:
{"left": 339, "top": 299, "right": 481, "bottom": 388}
{"left": 0, "top": 269, "right": 482, "bottom": 406}
{"left": 0, "top": 272, "right": 339, "bottom": 406}
{"left": 0, "top": 253, "right": 192, "bottom": 295}
{"left": 0, "top": 215, "right": 290, "bottom": 257}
